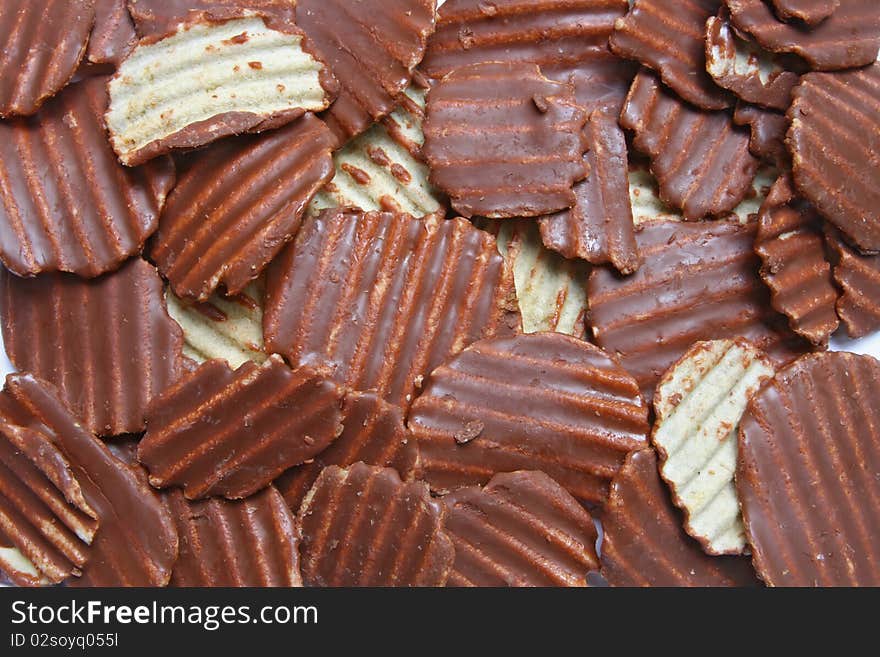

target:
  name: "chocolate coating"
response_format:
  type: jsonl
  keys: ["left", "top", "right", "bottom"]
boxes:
{"left": 825, "top": 226, "right": 880, "bottom": 339}
{"left": 733, "top": 102, "right": 789, "bottom": 166}
{"left": 771, "top": 0, "right": 840, "bottom": 24}
{"left": 86, "top": 0, "right": 136, "bottom": 65}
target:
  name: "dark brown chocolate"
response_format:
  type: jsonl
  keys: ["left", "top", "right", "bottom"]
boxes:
{"left": 771, "top": 0, "right": 840, "bottom": 24}
{"left": 610, "top": 0, "right": 732, "bottom": 111}
{"left": 0, "top": 258, "right": 185, "bottom": 436}
{"left": 733, "top": 102, "right": 789, "bottom": 165}
{"left": 754, "top": 174, "right": 839, "bottom": 345}
{"left": 0, "top": 76, "right": 175, "bottom": 278}
{"left": 296, "top": 463, "right": 455, "bottom": 587}
{"left": 620, "top": 70, "right": 759, "bottom": 220}
{"left": 601, "top": 449, "right": 759, "bottom": 587}
{"left": 263, "top": 210, "right": 520, "bottom": 408}
{"left": 410, "top": 333, "right": 650, "bottom": 505}
{"left": 422, "top": 61, "right": 589, "bottom": 218}
{"left": 539, "top": 109, "right": 641, "bottom": 274}
{"left": 738, "top": 352, "right": 880, "bottom": 586}
{"left": 825, "top": 226, "right": 880, "bottom": 338}
{"left": 138, "top": 356, "right": 345, "bottom": 500}
{"left": 86, "top": 0, "right": 136, "bottom": 65}
{"left": 443, "top": 471, "right": 599, "bottom": 587}
{"left": 787, "top": 63, "right": 880, "bottom": 253}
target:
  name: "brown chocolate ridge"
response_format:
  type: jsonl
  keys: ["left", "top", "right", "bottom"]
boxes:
{"left": 825, "top": 226, "right": 880, "bottom": 338}
{"left": 127, "top": 0, "right": 297, "bottom": 37}
{"left": 771, "top": 0, "right": 840, "bottom": 25}
{"left": 296, "top": 462, "right": 455, "bottom": 587}
{"left": 0, "top": 258, "right": 185, "bottom": 436}
{"left": 87, "top": 0, "right": 136, "bottom": 65}
{"left": 733, "top": 102, "right": 789, "bottom": 166}
{"left": 443, "top": 471, "right": 599, "bottom": 587}
{"left": 263, "top": 210, "right": 520, "bottom": 408}
{"left": 410, "top": 333, "right": 650, "bottom": 505}
{"left": 138, "top": 355, "right": 345, "bottom": 500}
{"left": 738, "top": 352, "right": 880, "bottom": 586}
{"left": 423, "top": 61, "right": 589, "bottom": 219}
{"left": 0, "top": 76, "right": 175, "bottom": 278}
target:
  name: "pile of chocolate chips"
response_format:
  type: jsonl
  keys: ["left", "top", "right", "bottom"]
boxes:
{"left": 0, "top": 0, "right": 878, "bottom": 588}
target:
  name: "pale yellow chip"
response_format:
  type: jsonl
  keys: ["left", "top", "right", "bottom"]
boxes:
{"left": 0, "top": 546, "right": 50, "bottom": 587}
{"left": 652, "top": 338, "right": 775, "bottom": 556}
{"left": 309, "top": 85, "right": 443, "bottom": 218}
{"left": 478, "top": 219, "right": 589, "bottom": 338}
{"left": 166, "top": 281, "right": 266, "bottom": 369}
{"left": 107, "top": 15, "right": 333, "bottom": 165}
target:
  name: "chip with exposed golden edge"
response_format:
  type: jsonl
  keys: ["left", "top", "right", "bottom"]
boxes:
{"left": 297, "top": 463, "right": 455, "bottom": 587}
{"left": 106, "top": 14, "right": 337, "bottom": 165}
{"left": 443, "top": 471, "right": 599, "bottom": 587}
{"left": 138, "top": 355, "right": 345, "bottom": 501}
{"left": 127, "top": 0, "right": 297, "bottom": 36}
{"left": 423, "top": 61, "right": 589, "bottom": 219}
{"left": 825, "top": 226, "right": 880, "bottom": 339}
{"left": 652, "top": 339, "right": 775, "bottom": 555}
{"left": 410, "top": 333, "right": 650, "bottom": 505}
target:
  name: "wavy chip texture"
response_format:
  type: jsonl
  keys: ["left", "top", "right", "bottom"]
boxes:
{"left": 264, "top": 210, "right": 519, "bottom": 407}
{"left": 738, "top": 352, "right": 880, "bottom": 586}
{"left": 444, "top": 471, "right": 599, "bottom": 587}
{"left": 276, "top": 392, "right": 415, "bottom": 513}
{"left": 296, "top": 0, "right": 435, "bottom": 141}
{"left": 601, "top": 449, "right": 759, "bottom": 586}
{"left": 152, "top": 113, "right": 334, "bottom": 301}
{"left": 297, "top": 463, "right": 455, "bottom": 586}
{"left": 825, "top": 227, "right": 880, "bottom": 339}
{"left": 479, "top": 219, "right": 589, "bottom": 339}
{"left": 726, "top": 0, "right": 880, "bottom": 70}
{"left": 0, "top": 258, "right": 185, "bottom": 436}
{"left": 652, "top": 339, "right": 775, "bottom": 555}
{"left": 620, "top": 70, "right": 759, "bottom": 220}
{"left": 0, "top": 0, "right": 94, "bottom": 118}
{"left": 0, "top": 374, "right": 177, "bottom": 587}
{"left": 165, "top": 486, "right": 301, "bottom": 587}
{"left": 410, "top": 333, "right": 650, "bottom": 505}
{"left": 0, "top": 76, "right": 175, "bottom": 278}
{"left": 787, "top": 64, "right": 880, "bottom": 254}
{"left": 422, "top": 0, "right": 635, "bottom": 112}
{"left": 87, "top": 0, "right": 135, "bottom": 65}
{"left": 611, "top": 0, "right": 731, "bottom": 110}
{"left": 587, "top": 219, "right": 803, "bottom": 401}
{"left": 539, "top": 109, "right": 640, "bottom": 274}
{"left": 139, "top": 355, "right": 345, "bottom": 500}
{"left": 771, "top": 0, "right": 839, "bottom": 24}
{"left": 755, "top": 175, "right": 839, "bottom": 345}
{"left": 106, "top": 15, "right": 336, "bottom": 165}
{"left": 423, "top": 61, "right": 589, "bottom": 218}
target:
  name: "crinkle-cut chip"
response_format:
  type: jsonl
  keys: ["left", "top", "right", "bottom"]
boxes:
{"left": 0, "top": 0, "right": 95, "bottom": 118}
{"left": 787, "top": 64, "right": 880, "bottom": 254}
{"left": 0, "top": 258, "right": 185, "bottom": 437}
{"left": 86, "top": 0, "right": 136, "bottom": 66}
{"left": 0, "top": 374, "right": 177, "bottom": 587}
{"left": 106, "top": 15, "right": 337, "bottom": 166}
{"left": 166, "top": 282, "right": 265, "bottom": 369}
{"left": 296, "top": 0, "right": 435, "bottom": 142}
{"left": 601, "top": 449, "right": 759, "bottom": 586}
{"left": 771, "top": 0, "right": 839, "bottom": 24}
{"left": 152, "top": 113, "right": 334, "bottom": 302}
{"left": 296, "top": 462, "right": 455, "bottom": 587}
{"left": 725, "top": 0, "right": 880, "bottom": 71}
{"left": 705, "top": 16, "right": 799, "bottom": 112}
{"left": 422, "top": 0, "right": 636, "bottom": 113}
{"left": 443, "top": 471, "right": 599, "bottom": 587}
{"left": 478, "top": 219, "right": 589, "bottom": 339}
{"left": 539, "top": 109, "right": 640, "bottom": 274}
{"left": 127, "top": 0, "right": 297, "bottom": 37}
{"left": 587, "top": 219, "right": 806, "bottom": 402}
{"left": 275, "top": 391, "right": 416, "bottom": 513}
{"left": 308, "top": 85, "right": 444, "bottom": 219}
{"left": 0, "top": 411, "right": 98, "bottom": 586}
{"left": 620, "top": 70, "right": 760, "bottom": 221}
{"left": 0, "top": 77, "right": 175, "bottom": 278}
{"left": 755, "top": 174, "right": 839, "bottom": 345}
{"left": 410, "top": 333, "right": 650, "bottom": 505}
{"left": 264, "top": 210, "right": 520, "bottom": 408}
{"left": 652, "top": 339, "right": 775, "bottom": 556}
{"left": 738, "top": 352, "right": 880, "bottom": 586}
{"left": 423, "top": 61, "right": 589, "bottom": 219}
{"left": 733, "top": 102, "right": 788, "bottom": 166}
{"left": 825, "top": 226, "right": 880, "bottom": 339}
{"left": 610, "top": 0, "right": 732, "bottom": 111}
{"left": 138, "top": 355, "right": 345, "bottom": 501}
{"left": 164, "top": 486, "right": 301, "bottom": 587}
